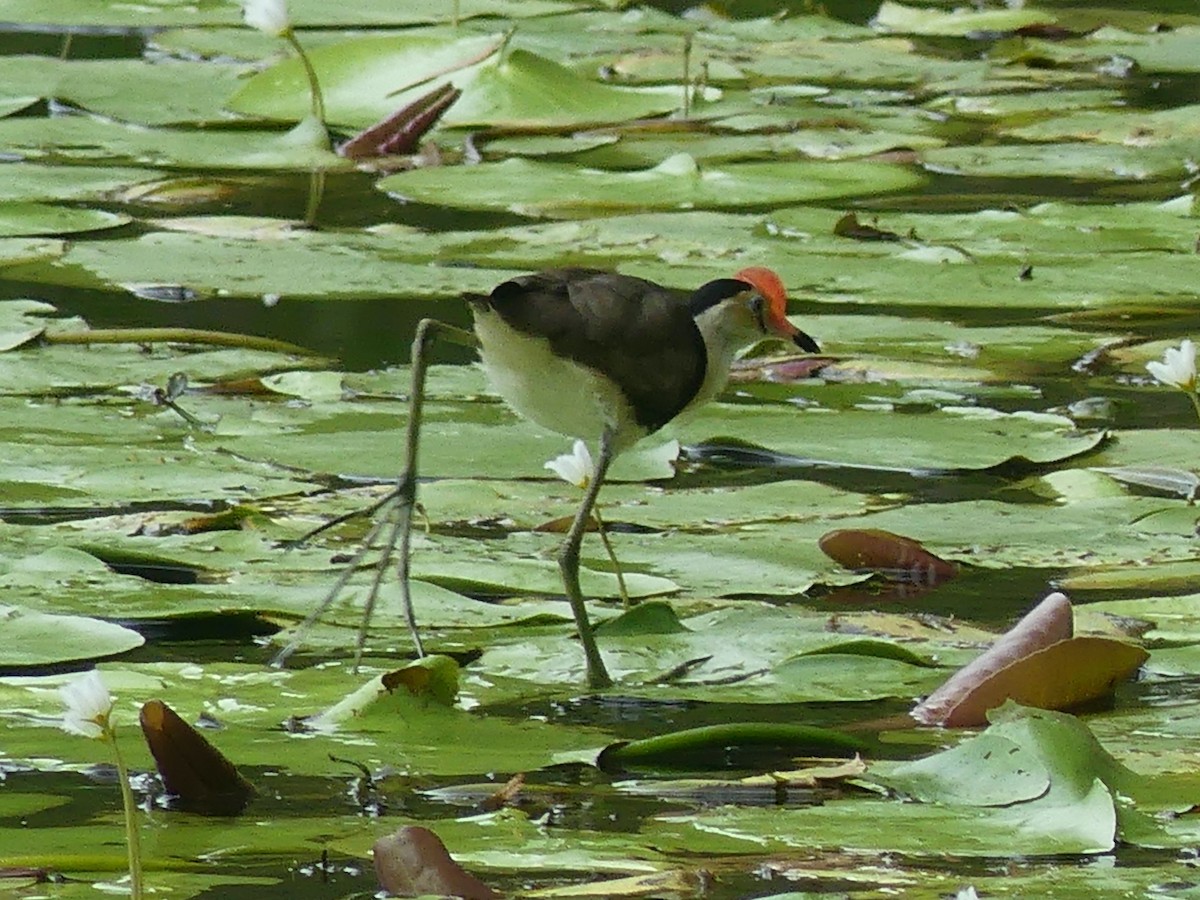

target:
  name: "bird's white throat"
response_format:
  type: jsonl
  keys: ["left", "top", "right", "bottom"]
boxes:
{"left": 686, "top": 299, "right": 763, "bottom": 414}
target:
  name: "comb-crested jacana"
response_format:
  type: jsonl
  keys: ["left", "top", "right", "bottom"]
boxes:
{"left": 275, "top": 267, "right": 818, "bottom": 690}
{"left": 467, "top": 267, "right": 818, "bottom": 688}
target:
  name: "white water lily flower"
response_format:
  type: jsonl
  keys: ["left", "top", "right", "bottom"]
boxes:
{"left": 241, "top": 0, "right": 291, "bottom": 37}
{"left": 1146, "top": 338, "right": 1197, "bottom": 392}
{"left": 60, "top": 670, "right": 114, "bottom": 739}
{"left": 545, "top": 440, "right": 594, "bottom": 489}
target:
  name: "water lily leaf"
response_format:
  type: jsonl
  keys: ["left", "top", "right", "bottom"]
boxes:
{"left": 0, "top": 605, "right": 144, "bottom": 665}
{"left": 0, "top": 56, "right": 246, "bottom": 125}
{"left": 0, "top": 299, "right": 54, "bottom": 351}
{"left": 0, "top": 115, "right": 346, "bottom": 172}
{"left": 884, "top": 731, "right": 1051, "bottom": 806}
{"left": 799, "top": 639, "right": 936, "bottom": 667}
{"left": 596, "top": 601, "right": 687, "bottom": 636}
{"left": 309, "top": 657, "right": 460, "bottom": 729}
{"left": 1005, "top": 103, "right": 1200, "bottom": 146}
{"left": 914, "top": 593, "right": 1148, "bottom": 727}
{"left": 0, "top": 237, "right": 65, "bottom": 270}
{"left": 874, "top": 703, "right": 1159, "bottom": 854}
{"left": 928, "top": 89, "right": 1126, "bottom": 122}
{"left": 1085, "top": 591, "right": 1200, "bottom": 644}
{"left": 26, "top": 228, "right": 520, "bottom": 300}
{"left": 689, "top": 405, "right": 1103, "bottom": 473}
{"left": 377, "top": 153, "right": 925, "bottom": 217}
{"left": 382, "top": 655, "right": 461, "bottom": 706}
{"left": 1093, "top": 465, "right": 1200, "bottom": 500}
{"left": 2, "top": 0, "right": 571, "bottom": 28}
{"left": 0, "top": 161, "right": 162, "bottom": 202}
{"left": 229, "top": 32, "right": 504, "bottom": 127}
{"left": 432, "top": 48, "right": 693, "bottom": 129}
{"left": 231, "top": 38, "right": 685, "bottom": 130}
{"left": 921, "top": 141, "right": 1193, "bottom": 180}
{"left": 873, "top": 1, "right": 1057, "bottom": 36}
{"left": 767, "top": 651, "right": 943, "bottom": 703}
{"left": 562, "top": 125, "right": 944, "bottom": 169}
{"left": 1023, "top": 25, "right": 1200, "bottom": 75}
{"left": 0, "top": 201, "right": 129, "bottom": 238}
{"left": 818, "top": 529, "right": 958, "bottom": 584}
{"left": 648, "top": 706, "right": 1138, "bottom": 855}
{"left": 913, "top": 591, "right": 1074, "bottom": 726}
{"left": 728, "top": 34, "right": 979, "bottom": 85}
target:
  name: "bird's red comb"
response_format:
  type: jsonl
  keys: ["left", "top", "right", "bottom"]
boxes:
{"left": 734, "top": 266, "right": 795, "bottom": 338}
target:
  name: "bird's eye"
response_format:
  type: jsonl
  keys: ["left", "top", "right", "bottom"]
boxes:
{"left": 749, "top": 294, "right": 766, "bottom": 332}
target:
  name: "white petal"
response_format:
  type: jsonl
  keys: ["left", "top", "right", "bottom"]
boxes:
{"left": 1147, "top": 339, "right": 1197, "bottom": 389}
{"left": 544, "top": 440, "right": 594, "bottom": 489}
{"left": 59, "top": 670, "right": 113, "bottom": 738}
{"left": 1146, "top": 359, "right": 1175, "bottom": 385}
{"left": 62, "top": 712, "right": 105, "bottom": 739}
{"left": 241, "top": 0, "right": 291, "bottom": 37}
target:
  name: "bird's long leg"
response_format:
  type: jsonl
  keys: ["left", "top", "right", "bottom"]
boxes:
{"left": 272, "top": 318, "right": 477, "bottom": 671}
{"left": 557, "top": 429, "right": 617, "bottom": 690}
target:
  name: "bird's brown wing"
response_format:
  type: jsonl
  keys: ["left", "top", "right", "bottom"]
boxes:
{"left": 481, "top": 269, "right": 707, "bottom": 433}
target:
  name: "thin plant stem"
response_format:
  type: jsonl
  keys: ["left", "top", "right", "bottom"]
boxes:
{"left": 285, "top": 32, "right": 326, "bottom": 125}
{"left": 592, "top": 508, "right": 631, "bottom": 608}
{"left": 681, "top": 33, "right": 692, "bottom": 119}
{"left": 1189, "top": 389, "right": 1200, "bottom": 426}
{"left": 304, "top": 168, "right": 326, "bottom": 228}
{"left": 108, "top": 728, "right": 144, "bottom": 900}
{"left": 46, "top": 327, "right": 315, "bottom": 355}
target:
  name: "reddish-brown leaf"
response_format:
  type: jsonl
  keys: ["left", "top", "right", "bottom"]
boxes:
{"left": 139, "top": 700, "right": 254, "bottom": 815}
{"left": 917, "top": 637, "right": 1148, "bottom": 727}
{"left": 819, "top": 528, "right": 958, "bottom": 585}
{"left": 373, "top": 826, "right": 499, "bottom": 899}
{"left": 912, "top": 592, "right": 1147, "bottom": 726}
{"left": 340, "top": 84, "right": 461, "bottom": 159}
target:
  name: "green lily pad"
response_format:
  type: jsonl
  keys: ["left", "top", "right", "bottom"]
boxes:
{"left": 872, "top": 1, "right": 1057, "bottom": 36}
{"left": 921, "top": 141, "right": 1194, "bottom": 181}
{"left": 1023, "top": 25, "right": 1200, "bottom": 75}
{"left": 0, "top": 201, "right": 129, "bottom": 238}
{"left": 231, "top": 40, "right": 689, "bottom": 130}
{"left": 1, "top": 0, "right": 572, "bottom": 28}
{"left": 0, "top": 605, "right": 144, "bottom": 666}
{"left": 0, "top": 162, "right": 163, "bottom": 202}
{"left": 1005, "top": 103, "right": 1200, "bottom": 146}
{"left": 0, "top": 56, "right": 247, "bottom": 125}
{"left": 0, "top": 115, "right": 345, "bottom": 172}
{"left": 377, "top": 153, "right": 925, "bottom": 217}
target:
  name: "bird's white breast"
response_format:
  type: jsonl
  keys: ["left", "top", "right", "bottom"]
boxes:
{"left": 473, "top": 309, "right": 645, "bottom": 450}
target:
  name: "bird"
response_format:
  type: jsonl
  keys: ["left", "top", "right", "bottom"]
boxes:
{"left": 465, "top": 267, "right": 820, "bottom": 689}
{"left": 273, "top": 267, "right": 818, "bottom": 688}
